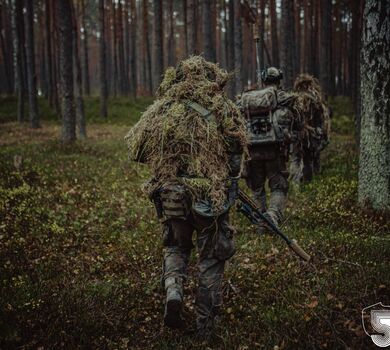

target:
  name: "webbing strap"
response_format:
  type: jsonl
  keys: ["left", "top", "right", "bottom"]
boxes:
{"left": 183, "top": 99, "right": 216, "bottom": 123}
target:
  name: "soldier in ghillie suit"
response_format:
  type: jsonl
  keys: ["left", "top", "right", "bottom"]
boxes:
{"left": 125, "top": 56, "right": 247, "bottom": 337}
{"left": 240, "top": 67, "right": 300, "bottom": 231}
{"left": 290, "top": 74, "right": 330, "bottom": 184}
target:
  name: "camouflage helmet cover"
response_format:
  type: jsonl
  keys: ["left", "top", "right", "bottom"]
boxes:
{"left": 261, "top": 67, "right": 283, "bottom": 84}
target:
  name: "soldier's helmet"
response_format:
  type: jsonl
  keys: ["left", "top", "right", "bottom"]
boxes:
{"left": 261, "top": 67, "right": 283, "bottom": 84}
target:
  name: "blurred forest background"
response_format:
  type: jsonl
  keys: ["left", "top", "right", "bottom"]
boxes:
{"left": 1, "top": 0, "right": 363, "bottom": 121}
{"left": 0, "top": 0, "right": 389, "bottom": 349}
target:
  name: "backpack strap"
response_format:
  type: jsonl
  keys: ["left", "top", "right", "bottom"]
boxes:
{"left": 183, "top": 99, "right": 216, "bottom": 123}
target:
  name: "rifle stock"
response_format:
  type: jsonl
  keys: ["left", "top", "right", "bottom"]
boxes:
{"left": 237, "top": 189, "right": 311, "bottom": 262}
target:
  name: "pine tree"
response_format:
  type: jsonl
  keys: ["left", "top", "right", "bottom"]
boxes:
{"left": 57, "top": 0, "right": 76, "bottom": 142}
{"left": 24, "top": 0, "right": 40, "bottom": 128}
{"left": 358, "top": 0, "right": 390, "bottom": 209}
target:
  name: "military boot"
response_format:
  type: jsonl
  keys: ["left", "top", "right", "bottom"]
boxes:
{"left": 164, "top": 276, "right": 184, "bottom": 328}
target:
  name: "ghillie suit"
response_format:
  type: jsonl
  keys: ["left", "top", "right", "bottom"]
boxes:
{"left": 290, "top": 74, "right": 330, "bottom": 184}
{"left": 240, "top": 67, "right": 301, "bottom": 231}
{"left": 126, "top": 56, "right": 247, "bottom": 209}
{"left": 125, "top": 56, "right": 247, "bottom": 336}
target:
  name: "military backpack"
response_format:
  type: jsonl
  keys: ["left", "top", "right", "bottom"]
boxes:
{"left": 240, "top": 86, "right": 284, "bottom": 146}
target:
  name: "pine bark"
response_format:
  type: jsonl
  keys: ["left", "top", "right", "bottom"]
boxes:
{"left": 182, "top": 0, "right": 188, "bottom": 58}
{"left": 130, "top": 0, "right": 137, "bottom": 97}
{"left": 269, "top": 0, "right": 279, "bottom": 67}
{"left": 117, "top": 1, "right": 126, "bottom": 95}
{"left": 0, "top": 3, "right": 13, "bottom": 93}
{"left": 12, "top": 0, "right": 24, "bottom": 122}
{"left": 350, "top": 0, "right": 364, "bottom": 139}
{"left": 142, "top": 0, "right": 152, "bottom": 94}
{"left": 80, "top": 0, "right": 90, "bottom": 95}
{"left": 71, "top": 0, "right": 86, "bottom": 138}
{"left": 202, "top": 0, "right": 216, "bottom": 62}
{"left": 186, "top": 0, "right": 197, "bottom": 55}
{"left": 227, "top": 0, "right": 235, "bottom": 97}
{"left": 258, "top": 0, "right": 266, "bottom": 70}
{"left": 57, "top": 0, "right": 76, "bottom": 143}
{"left": 319, "top": 0, "right": 332, "bottom": 96}
{"left": 99, "top": 0, "right": 108, "bottom": 117}
{"left": 358, "top": 0, "right": 390, "bottom": 209}
{"left": 153, "top": 0, "right": 163, "bottom": 91}
{"left": 280, "top": 0, "right": 295, "bottom": 88}
{"left": 24, "top": 0, "right": 40, "bottom": 128}
{"left": 167, "top": 0, "right": 176, "bottom": 66}
{"left": 234, "top": 0, "right": 242, "bottom": 94}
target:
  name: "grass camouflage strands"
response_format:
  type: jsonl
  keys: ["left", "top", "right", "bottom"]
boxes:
{"left": 125, "top": 56, "right": 247, "bottom": 209}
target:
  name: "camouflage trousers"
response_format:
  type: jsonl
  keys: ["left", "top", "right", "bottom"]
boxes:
{"left": 158, "top": 184, "right": 235, "bottom": 333}
{"left": 290, "top": 146, "right": 321, "bottom": 184}
{"left": 245, "top": 152, "right": 289, "bottom": 224}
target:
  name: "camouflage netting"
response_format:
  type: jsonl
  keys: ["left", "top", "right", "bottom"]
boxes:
{"left": 293, "top": 74, "right": 330, "bottom": 139}
{"left": 125, "top": 56, "right": 247, "bottom": 209}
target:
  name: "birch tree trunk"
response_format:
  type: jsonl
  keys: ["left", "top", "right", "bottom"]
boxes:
{"left": 358, "top": 0, "right": 390, "bottom": 209}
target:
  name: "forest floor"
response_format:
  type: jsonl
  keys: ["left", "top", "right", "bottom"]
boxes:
{"left": 0, "top": 96, "right": 389, "bottom": 349}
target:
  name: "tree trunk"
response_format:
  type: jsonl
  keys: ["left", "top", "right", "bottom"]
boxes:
{"left": 130, "top": 0, "right": 137, "bottom": 97}
{"left": 258, "top": 0, "right": 266, "bottom": 71}
{"left": 350, "top": 0, "right": 364, "bottom": 140}
{"left": 182, "top": 0, "right": 188, "bottom": 58}
{"left": 234, "top": 0, "right": 242, "bottom": 94}
{"left": 117, "top": 1, "right": 126, "bottom": 95}
{"left": 142, "top": 0, "right": 152, "bottom": 94}
{"left": 227, "top": 0, "right": 235, "bottom": 97}
{"left": 80, "top": 0, "right": 90, "bottom": 95}
{"left": 57, "top": 0, "right": 76, "bottom": 143}
{"left": 319, "top": 0, "right": 332, "bottom": 96}
{"left": 0, "top": 3, "right": 13, "bottom": 94}
{"left": 111, "top": 2, "right": 118, "bottom": 96}
{"left": 202, "top": 0, "right": 216, "bottom": 62}
{"left": 99, "top": 0, "right": 108, "bottom": 117}
{"left": 44, "top": 0, "right": 54, "bottom": 107}
{"left": 24, "top": 0, "right": 40, "bottom": 128}
{"left": 153, "top": 0, "right": 163, "bottom": 91}
{"left": 294, "top": 0, "right": 301, "bottom": 73}
{"left": 50, "top": 0, "right": 60, "bottom": 113}
{"left": 167, "top": 0, "right": 176, "bottom": 66}
{"left": 186, "top": 0, "right": 197, "bottom": 55}
{"left": 269, "top": 0, "right": 279, "bottom": 67}
{"left": 280, "top": 0, "right": 295, "bottom": 89}
{"left": 358, "top": 0, "right": 390, "bottom": 209}
{"left": 71, "top": 0, "right": 86, "bottom": 139}
{"left": 12, "top": 0, "right": 24, "bottom": 122}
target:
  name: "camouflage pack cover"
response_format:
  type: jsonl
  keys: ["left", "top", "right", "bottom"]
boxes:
{"left": 240, "top": 86, "right": 278, "bottom": 116}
